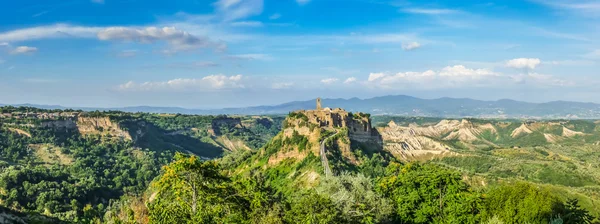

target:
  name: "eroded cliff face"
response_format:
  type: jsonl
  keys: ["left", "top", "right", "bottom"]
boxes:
{"left": 40, "top": 116, "right": 132, "bottom": 140}
{"left": 378, "top": 121, "right": 453, "bottom": 160}
{"left": 77, "top": 117, "right": 132, "bottom": 140}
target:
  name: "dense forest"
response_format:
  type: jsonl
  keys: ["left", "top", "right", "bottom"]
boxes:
{"left": 0, "top": 106, "right": 597, "bottom": 223}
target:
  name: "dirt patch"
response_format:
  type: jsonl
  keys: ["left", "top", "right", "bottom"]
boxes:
{"left": 30, "top": 144, "right": 73, "bottom": 166}
{"left": 268, "top": 150, "right": 307, "bottom": 165}
{"left": 7, "top": 128, "right": 31, "bottom": 138}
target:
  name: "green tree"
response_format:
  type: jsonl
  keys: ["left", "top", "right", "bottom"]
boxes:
{"left": 377, "top": 162, "right": 482, "bottom": 223}
{"left": 482, "top": 182, "right": 563, "bottom": 224}
{"left": 148, "top": 153, "right": 246, "bottom": 223}
{"left": 562, "top": 198, "right": 594, "bottom": 224}
{"left": 284, "top": 191, "right": 342, "bottom": 224}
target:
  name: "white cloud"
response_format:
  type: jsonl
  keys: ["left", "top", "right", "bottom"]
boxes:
{"left": 439, "top": 65, "right": 496, "bottom": 78}
{"left": 344, "top": 77, "right": 357, "bottom": 84}
{"left": 227, "top": 54, "right": 271, "bottom": 60}
{"left": 11, "top": 46, "right": 38, "bottom": 54}
{"left": 400, "top": 8, "right": 461, "bottom": 15}
{"left": 366, "top": 65, "right": 499, "bottom": 89}
{"left": 0, "top": 24, "right": 102, "bottom": 42}
{"left": 0, "top": 59, "right": 4, "bottom": 64}
{"left": 271, "top": 82, "right": 294, "bottom": 89}
{"left": 321, "top": 78, "right": 339, "bottom": 84}
{"left": 230, "top": 21, "right": 264, "bottom": 27}
{"left": 363, "top": 64, "right": 574, "bottom": 90}
{"left": 214, "top": 0, "right": 264, "bottom": 21}
{"left": 91, "top": 0, "right": 105, "bottom": 4}
{"left": 368, "top": 72, "right": 386, "bottom": 81}
{"left": 296, "top": 0, "right": 311, "bottom": 5}
{"left": 506, "top": 58, "right": 542, "bottom": 69}
{"left": 269, "top": 13, "right": 281, "bottom": 20}
{"left": 118, "top": 74, "right": 245, "bottom": 91}
{"left": 0, "top": 42, "right": 8, "bottom": 46}
{"left": 97, "top": 26, "right": 226, "bottom": 53}
{"left": 401, "top": 42, "right": 421, "bottom": 51}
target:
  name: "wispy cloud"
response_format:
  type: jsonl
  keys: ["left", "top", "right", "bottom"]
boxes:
{"left": 402, "top": 42, "right": 421, "bottom": 51}
{"left": 344, "top": 77, "right": 357, "bottom": 84}
{"left": 117, "top": 50, "right": 138, "bottom": 58}
{"left": 296, "top": 0, "right": 311, "bottom": 5}
{"left": 531, "top": 26, "right": 590, "bottom": 41}
{"left": 227, "top": 54, "right": 272, "bottom": 60}
{"left": 321, "top": 67, "right": 360, "bottom": 75}
{"left": 269, "top": 13, "right": 281, "bottom": 20}
{"left": 400, "top": 8, "right": 461, "bottom": 15}
{"left": 230, "top": 21, "right": 264, "bottom": 27}
{"left": 11, "top": 46, "right": 38, "bottom": 54}
{"left": 91, "top": 0, "right": 105, "bottom": 4}
{"left": 166, "top": 61, "right": 220, "bottom": 69}
{"left": 23, "top": 78, "right": 59, "bottom": 83}
{"left": 0, "top": 24, "right": 101, "bottom": 42}
{"left": 118, "top": 75, "right": 245, "bottom": 91}
{"left": 321, "top": 78, "right": 339, "bottom": 84}
{"left": 214, "top": 0, "right": 264, "bottom": 21}
{"left": 530, "top": 0, "right": 600, "bottom": 16}
{"left": 97, "top": 26, "right": 227, "bottom": 53}
{"left": 272, "top": 82, "right": 294, "bottom": 89}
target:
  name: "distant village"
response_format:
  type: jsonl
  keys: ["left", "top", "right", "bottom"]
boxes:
{"left": 0, "top": 111, "right": 80, "bottom": 120}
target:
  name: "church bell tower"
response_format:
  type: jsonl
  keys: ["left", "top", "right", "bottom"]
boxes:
{"left": 316, "top": 98, "right": 322, "bottom": 110}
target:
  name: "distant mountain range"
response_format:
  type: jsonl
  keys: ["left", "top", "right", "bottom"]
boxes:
{"left": 3, "top": 95, "right": 600, "bottom": 118}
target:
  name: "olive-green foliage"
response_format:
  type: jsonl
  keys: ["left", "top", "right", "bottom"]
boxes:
{"left": 481, "top": 182, "right": 563, "bottom": 224}
{"left": 316, "top": 173, "right": 393, "bottom": 223}
{"left": 284, "top": 191, "right": 342, "bottom": 224}
{"left": 284, "top": 130, "right": 309, "bottom": 152}
{"left": 377, "top": 162, "right": 482, "bottom": 224}
{"left": 287, "top": 112, "right": 308, "bottom": 123}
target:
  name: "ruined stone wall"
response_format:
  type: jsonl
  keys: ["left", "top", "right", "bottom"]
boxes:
{"left": 302, "top": 109, "right": 349, "bottom": 129}
{"left": 297, "top": 108, "right": 381, "bottom": 144}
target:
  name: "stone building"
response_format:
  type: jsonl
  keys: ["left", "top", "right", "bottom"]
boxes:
{"left": 296, "top": 99, "right": 380, "bottom": 143}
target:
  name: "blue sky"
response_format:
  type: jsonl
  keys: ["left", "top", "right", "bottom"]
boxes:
{"left": 0, "top": 0, "right": 599, "bottom": 108}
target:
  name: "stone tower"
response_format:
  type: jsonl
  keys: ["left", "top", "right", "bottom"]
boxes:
{"left": 316, "top": 98, "right": 322, "bottom": 110}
